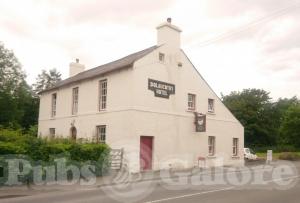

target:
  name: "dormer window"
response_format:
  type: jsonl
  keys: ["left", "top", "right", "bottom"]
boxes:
{"left": 159, "top": 53, "right": 165, "bottom": 62}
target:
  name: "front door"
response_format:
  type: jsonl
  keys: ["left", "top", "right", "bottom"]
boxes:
{"left": 140, "top": 136, "right": 153, "bottom": 171}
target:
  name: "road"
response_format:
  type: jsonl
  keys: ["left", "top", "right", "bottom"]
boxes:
{"left": 1, "top": 162, "right": 299, "bottom": 203}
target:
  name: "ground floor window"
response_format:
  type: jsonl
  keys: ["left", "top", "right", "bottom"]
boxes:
{"left": 96, "top": 125, "right": 106, "bottom": 143}
{"left": 49, "top": 128, "right": 55, "bottom": 139}
{"left": 208, "top": 136, "right": 215, "bottom": 156}
{"left": 233, "top": 138, "right": 239, "bottom": 156}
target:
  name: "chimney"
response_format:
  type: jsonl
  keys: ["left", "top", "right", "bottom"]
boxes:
{"left": 69, "top": 58, "right": 85, "bottom": 77}
{"left": 156, "top": 18, "right": 182, "bottom": 49}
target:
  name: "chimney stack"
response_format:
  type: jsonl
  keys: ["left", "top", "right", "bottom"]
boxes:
{"left": 156, "top": 18, "right": 182, "bottom": 49}
{"left": 69, "top": 59, "right": 85, "bottom": 77}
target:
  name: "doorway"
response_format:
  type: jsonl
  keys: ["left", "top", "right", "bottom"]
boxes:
{"left": 70, "top": 126, "right": 77, "bottom": 140}
{"left": 140, "top": 136, "right": 153, "bottom": 171}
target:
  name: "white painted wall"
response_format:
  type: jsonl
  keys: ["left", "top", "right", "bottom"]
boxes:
{"left": 38, "top": 20, "right": 244, "bottom": 172}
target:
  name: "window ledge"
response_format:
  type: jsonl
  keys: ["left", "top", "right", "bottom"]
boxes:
{"left": 232, "top": 156, "right": 240, "bottom": 159}
{"left": 186, "top": 109, "right": 196, "bottom": 113}
{"left": 207, "top": 111, "right": 215, "bottom": 115}
{"left": 206, "top": 156, "right": 216, "bottom": 159}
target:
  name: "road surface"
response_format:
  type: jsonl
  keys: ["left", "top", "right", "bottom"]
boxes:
{"left": 1, "top": 162, "right": 299, "bottom": 203}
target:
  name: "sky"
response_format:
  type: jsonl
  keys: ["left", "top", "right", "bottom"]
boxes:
{"left": 0, "top": 0, "right": 299, "bottom": 100}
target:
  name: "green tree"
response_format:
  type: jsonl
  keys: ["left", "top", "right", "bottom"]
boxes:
{"left": 0, "top": 42, "right": 38, "bottom": 130}
{"left": 32, "top": 69, "right": 61, "bottom": 95}
{"left": 222, "top": 89, "right": 275, "bottom": 147}
{"left": 280, "top": 104, "right": 300, "bottom": 148}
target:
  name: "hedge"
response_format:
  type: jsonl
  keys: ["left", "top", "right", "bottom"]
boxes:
{"left": 0, "top": 128, "right": 111, "bottom": 185}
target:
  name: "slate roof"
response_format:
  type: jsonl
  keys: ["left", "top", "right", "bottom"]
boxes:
{"left": 40, "top": 45, "right": 158, "bottom": 94}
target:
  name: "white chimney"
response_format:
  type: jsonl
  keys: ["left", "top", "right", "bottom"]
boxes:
{"left": 69, "top": 58, "right": 85, "bottom": 77}
{"left": 156, "top": 18, "right": 182, "bottom": 49}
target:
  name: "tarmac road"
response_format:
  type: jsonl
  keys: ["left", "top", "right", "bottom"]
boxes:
{"left": 1, "top": 161, "right": 299, "bottom": 203}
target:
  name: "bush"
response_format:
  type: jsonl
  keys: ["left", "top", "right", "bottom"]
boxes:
{"left": 278, "top": 152, "right": 300, "bottom": 161}
{"left": 0, "top": 128, "right": 111, "bottom": 185}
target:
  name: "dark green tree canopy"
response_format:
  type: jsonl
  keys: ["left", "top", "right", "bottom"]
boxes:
{"left": 0, "top": 42, "right": 38, "bottom": 129}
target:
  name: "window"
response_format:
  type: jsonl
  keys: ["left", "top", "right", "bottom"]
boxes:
{"left": 51, "top": 93, "right": 57, "bottom": 117}
{"left": 49, "top": 128, "right": 55, "bottom": 139}
{"left": 208, "top": 136, "right": 215, "bottom": 156}
{"left": 72, "top": 87, "right": 79, "bottom": 115}
{"left": 96, "top": 125, "right": 106, "bottom": 143}
{"left": 159, "top": 53, "right": 165, "bottom": 62}
{"left": 188, "top": 93, "right": 196, "bottom": 110}
{"left": 208, "top": 98, "right": 215, "bottom": 113}
{"left": 99, "top": 79, "right": 107, "bottom": 110}
{"left": 233, "top": 138, "right": 239, "bottom": 156}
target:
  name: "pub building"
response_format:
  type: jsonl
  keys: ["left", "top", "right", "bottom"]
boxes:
{"left": 38, "top": 19, "right": 244, "bottom": 172}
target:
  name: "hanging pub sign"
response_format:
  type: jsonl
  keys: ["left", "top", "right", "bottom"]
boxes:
{"left": 148, "top": 78, "right": 175, "bottom": 99}
{"left": 194, "top": 112, "right": 206, "bottom": 132}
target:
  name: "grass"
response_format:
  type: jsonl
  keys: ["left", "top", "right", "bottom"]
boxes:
{"left": 256, "top": 152, "right": 300, "bottom": 160}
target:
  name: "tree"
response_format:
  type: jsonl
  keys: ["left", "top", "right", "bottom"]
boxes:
{"left": 32, "top": 69, "right": 61, "bottom": 95}
{"left": 0, "top": 42, "right": 39, "bottom": 130}
{"left": 222, "top": 89, "right": 275, "bottom": 147}
{"left": 280, "top": 104, "right": 300, "bottom": 148}
{"left": 0, "top": 42, "right": 28, "bottom": 128}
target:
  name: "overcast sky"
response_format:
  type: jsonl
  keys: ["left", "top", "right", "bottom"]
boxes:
{"left": 1, "top": 0, "right": 299, "bottom": 99}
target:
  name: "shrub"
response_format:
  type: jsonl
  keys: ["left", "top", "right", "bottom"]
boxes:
{"left": 0, "top": 128, "right": 111, "bottom": 184}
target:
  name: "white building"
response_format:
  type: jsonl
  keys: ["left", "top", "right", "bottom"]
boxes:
{"left": 38, "top": 19, "right": 244, "bottom": 172}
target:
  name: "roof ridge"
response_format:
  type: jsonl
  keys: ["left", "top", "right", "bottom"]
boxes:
{"left": 39, "top": 45, "right": 158, "bottom": 94}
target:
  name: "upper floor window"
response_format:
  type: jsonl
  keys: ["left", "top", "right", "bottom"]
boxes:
{"left": 96, "top": 125, "right": 106, "bottom": 143}
{"left": 188, "top": 93, "right": 196, "bottom": 110}
{"left": 208, "top": 136, "right": 216, "bottom": 156}
{"left": 51, "top": 93, "right": 57, "bottom": 117}
{"left": 233, "top": 138, "right": 239, "bottom": 156}
{"left": 72, "top": 87, "right": 79, "bottom": 115}
{"left": 99, "top": 79, "right": 107, "bottom": 110}
{"left": 159, "top": 52, "right": 165, "bottom": 62}
{"left": 208, "top": 98, "right": 215, "bottom": 113}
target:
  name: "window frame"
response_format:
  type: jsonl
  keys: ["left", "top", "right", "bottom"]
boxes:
{"left": 99, "top": 79, "right": 107, "bottom": 111}
{"left": 208, "top": 136, "right": 216, "bottom": 156}
{"left": 49, "top": 128, "right": 55, "bottom": 139}
{"left": 208, "top": 98, "right": 215, "bottom": 113}
{"left": 51, "top": 93, "right": 57, "bottom": 117}
{"left": 188, "top": 93, "right": 196, "bottom": 110}
{"left": 159, "top": 52, "right": 165, "bottom": 62}
{"left": 96, "top": 125, "right": 106, "bottom": 143}
{"left": 72, "top": 87, "right": 79, "bottom": 115}
{"left": 233, "top": 138, "right": 239, "bottom": 156}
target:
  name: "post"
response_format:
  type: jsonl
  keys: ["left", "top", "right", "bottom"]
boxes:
{"left": 266, "top": 150, "right": 272, "bottom": 164}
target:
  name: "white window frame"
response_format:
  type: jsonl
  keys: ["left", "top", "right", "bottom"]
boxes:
{"left": 208, "top": 136, "right": 215, "bottom": 156}
{"left": 51, "top": 93, "right": 57, "bottom": 117}
{"left": 233, "top": 138, "right": 239, "bottom": 156}
{"left": 188, "top": 93, "right": 196, "bottom": 110}
{"left": 72, "top": 87, "right": 79, "bottom": 115}
{"left": 49, "top": 128, "right": 55, "bottom": 139}
{"left": 96, "top": 125, "right": 106, "bottom": 143}
{"left": 159, "top": 52, "right": 165, "bottom": 62}
{"left": 208, "top": 98, "right": 215, "bottom": 113}
{"left": 99, "top": 79, "right": 107, "bottom": 111}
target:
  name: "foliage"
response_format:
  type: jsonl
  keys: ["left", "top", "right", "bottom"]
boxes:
{"left": 32, "top": 68, "right": 61, "bottom": 95}
{"left": 222, "top": 89, "right": 299, "bottom": 149}
{"left": 280, "top": 104, "right": 300, "bottom": 148}
{"left": 0, "top": 128, "right": 111, "bottom": 181}
{"left": 0, "top": 42, "right": 39, "bottom": 130}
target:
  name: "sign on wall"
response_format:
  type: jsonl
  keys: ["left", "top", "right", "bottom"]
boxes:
{"left": 194, "top": 112, "right": 206, "bottom": 132}
{"left": 148, "top": 79, "right": 175, "bottom": 99}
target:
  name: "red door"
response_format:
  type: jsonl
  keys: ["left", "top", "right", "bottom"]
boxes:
{"left": 140, "top": 136, "right": 153, "bottom": 171}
